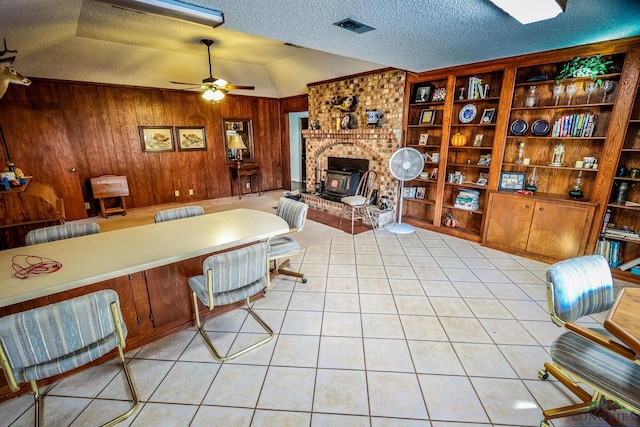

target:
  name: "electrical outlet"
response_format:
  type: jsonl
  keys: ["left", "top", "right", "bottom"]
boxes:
{"left": 246, "top": 182, "right": 251, "bottom": 189}
{"left": 84, "top": 202, "right": 90, "bottom": 209}
{"left": 189, "top": 189, "right": 194, "bottom": 196}
{"left": 174, "top": 190, "right": 180, "bottom": 197}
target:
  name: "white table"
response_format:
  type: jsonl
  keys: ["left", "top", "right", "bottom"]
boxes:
{"left": 0, "top": 209, "right": 289, "bottom": 308}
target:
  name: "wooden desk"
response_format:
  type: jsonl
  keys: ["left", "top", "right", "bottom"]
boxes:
{"left": 229, "top": 164, "right": 262, "bottom": 199}
{"left": 604, "top": 287, "right": 640, "bottom": 357}
{"left": 0, "top": 180, "right": 65, "bottom": 249}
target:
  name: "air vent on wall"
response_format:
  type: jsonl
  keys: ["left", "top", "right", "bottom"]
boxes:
{"left": 333, "top": 18, "right": 375, "bottom": 34}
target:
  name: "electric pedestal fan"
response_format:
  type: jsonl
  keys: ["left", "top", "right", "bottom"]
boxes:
{"left": 388, "top": 147, "right": 425, "bottom": 234}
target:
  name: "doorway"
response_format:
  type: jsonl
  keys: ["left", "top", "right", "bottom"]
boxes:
{"left": 288, "top": 112, "right": 308, "bottom": 191}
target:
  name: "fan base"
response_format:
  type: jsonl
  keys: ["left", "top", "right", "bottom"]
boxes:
{"left": 387, "top": 222, "right": 416, "bottom": 234}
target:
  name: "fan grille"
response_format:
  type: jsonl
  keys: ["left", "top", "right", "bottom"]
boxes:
{"left": 389, "top": 148, "right": 425, "bottom": 181}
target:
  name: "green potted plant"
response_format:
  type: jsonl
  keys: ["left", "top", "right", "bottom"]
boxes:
{"left": 556, "top": 54, "right": 614, "bottom": 86}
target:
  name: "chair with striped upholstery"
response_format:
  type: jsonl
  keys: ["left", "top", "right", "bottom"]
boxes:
{"left": 269, "top": 197, "right": 308, "bottom": 284}
{"left": 538, "top": 255, "right": 640, "bottom": 427}
{"left": 188, "top": 242, "right": 273, "bottom": 361}
{"left": 25, "top": 222, "right": 101, "bottom": 245}
{"left": 154, "top": 206, "right": 204, "bottom": 223}
{"left": 0, "top": 290, "right": 138, "bottom": 427}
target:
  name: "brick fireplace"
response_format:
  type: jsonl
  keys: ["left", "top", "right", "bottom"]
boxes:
{"left": 303, "top": 69, "right": 407, "bottom": 206}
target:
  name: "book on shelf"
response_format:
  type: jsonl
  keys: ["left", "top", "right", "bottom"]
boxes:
{"left": 596, "top": 238, "right": 626, "bottom": 267}
{"left": 454, "top": 188, "right": 479, "bottom": 210}
{"left": 618, "top": 256, "right": 640, "bottom": 271}
{"left": 551, "top": 113, "right": 597, "bottom": 138}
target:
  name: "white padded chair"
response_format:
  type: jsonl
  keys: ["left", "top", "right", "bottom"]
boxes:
{"left": 0, "top": 290, "right": 138, "bottom": 427}
{"left": 538, "top": 255, "right": 640, "bottom": 427}
{"left": 154, "top": 206, "right": 204, "bottom": 223}
{"left": 269, "top": 197, "right": 308, "bottom": 284}
{"left": 340, "top": 170, "right": 377, "bottom": 234}
{"left": 188, "top": 242, "right": 273, "bottom": 361}
{"left": 25, "top": 222, "right": 101, "bottom": 245}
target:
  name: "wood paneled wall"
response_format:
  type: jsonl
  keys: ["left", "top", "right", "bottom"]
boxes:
{"left": 0, "top": 80, "right": 288, "bottom": 220}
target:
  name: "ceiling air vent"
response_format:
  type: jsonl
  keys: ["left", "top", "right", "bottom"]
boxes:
{"left": 333, "top": 18, "right": 375, "bottom": 34}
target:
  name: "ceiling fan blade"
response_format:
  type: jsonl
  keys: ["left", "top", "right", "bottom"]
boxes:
{"left": 226, "top": 85, "right": 255, "bottom": 91}
{"left": 170, "top": 80, "right": 200, "bottom": 86}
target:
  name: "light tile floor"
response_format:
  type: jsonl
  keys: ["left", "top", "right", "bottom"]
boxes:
{"left": 2, "top": 227, "right": 639, "bottom": 427}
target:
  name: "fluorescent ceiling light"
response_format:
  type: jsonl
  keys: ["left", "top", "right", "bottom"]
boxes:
{"left": 488, "top": 0, "right": 566, "bottom": 24}
{"left": 97, "top": 0, "right": 224, "bottom": 28}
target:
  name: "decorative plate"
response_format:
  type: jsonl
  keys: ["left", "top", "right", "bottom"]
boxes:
{"left": 531, "top": 119, "right": 551, "bottom": 136}
{"left": 340, "top": 113, "right": 351, "bottom": 129}
{"left": 459, "top": 104, "right": 477, "bottom": 124}
{"left": 510, "top": 119, "right": 528, "bottom": 136}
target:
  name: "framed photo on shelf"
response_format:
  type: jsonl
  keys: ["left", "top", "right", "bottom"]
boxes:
{"left": 414, "top": 85, "right": 433, "bottom": 103}
{"left": 416, "top": 187, "right": 426, "bottom": 199}
{"left": 498, "top": 172, "right": 526, "bottom": 191}
{"left": 403, "top": 186, "right": 417, "bottom": 198}
{"left": 420, "top": 109, "right": 436, "bottom": 125}
{"left": 176, "top": 126, "right": 206, "bottom": 151}
{"left": 431, "top": 87, "right": 446, "bottom": 102}
{"left": 139, "top": 126, "right": 175, "bottom": 153}
{"left": 418, "top": 133, "right": 429, "bottom": 145}
{"left": 480, "top": 108, "right": 496, "bottom": 123}
{"left": 472, "top": 134, "right": 484, "bottom": 146}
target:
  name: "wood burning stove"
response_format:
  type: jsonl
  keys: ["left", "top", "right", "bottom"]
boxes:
{"left": 322, "top": 157, "right": 369, "bottom": 202}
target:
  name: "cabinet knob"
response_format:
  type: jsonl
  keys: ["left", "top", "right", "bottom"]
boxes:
{"left": 525, "top": 204, "right": 530, "bottom": 209}
{"left": 539, "top": 207, "right": 544, "bottom": 211}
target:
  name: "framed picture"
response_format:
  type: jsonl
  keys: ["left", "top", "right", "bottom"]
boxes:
{"left": 416, "top": 187, "right": 426, "bottom": 199}
{"left": 418, "top": 133, "right": 429, "bottom": 145}
{"left": 431, "top": 87, "right": 446, "bottom": 102}
{"left": 139, "top": 126, "right": 175, "bottom": 152}
{"left": 473, "top": 134, "right": 484, "bottom": 146}
{"left": 480, "top": 108, "right": 496, "bottom": 124}
{"left": 420, "top": 109, "right": 436, "bottom": 125}
{"left": 403, "top": 186, "right": 417, "bottom": 198}
{"left": 413, "top": 85, "right": 433, "bottom": 103}
{"left": 176, "top": 127, "right": 206, "bottom": 151}
{"left": 499, "top": 172, "right": 526, "bottom": 191}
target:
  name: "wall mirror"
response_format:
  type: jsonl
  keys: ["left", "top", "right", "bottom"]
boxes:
{"left": 223, "top": 119, "right": 254, "bottom": 164}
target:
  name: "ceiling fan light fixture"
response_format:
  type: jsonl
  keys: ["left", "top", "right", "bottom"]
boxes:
{"left": 97, "top": 0, "right": 225, "bottom": 28}
{"left": 487, "top": 0, "right": 566, "bottom": 24}
{"left": 212, "top": 78, "right": 228, "bottom": 87}
{"left": 202, "top": 88, "right": 226, "bottom": 102}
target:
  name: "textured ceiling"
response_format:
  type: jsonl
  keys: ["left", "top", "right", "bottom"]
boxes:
{"left": 1, "top": 0, "right": 639, "bottom": 98}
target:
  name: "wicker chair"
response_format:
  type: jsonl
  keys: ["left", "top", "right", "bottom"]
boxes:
{"left": 339, "top": 170, "right": 377, "bottom": 234}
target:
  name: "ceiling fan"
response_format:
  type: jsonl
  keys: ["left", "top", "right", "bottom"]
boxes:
{"left": 170, "top": 39, "right": 254, "bottom": 101}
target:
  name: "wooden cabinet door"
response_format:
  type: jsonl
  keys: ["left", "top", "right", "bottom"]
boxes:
{"left": 527, "top": 201, "right": 591, "bottom": 260}
{"left": 484, "top": 193, "right": 534, "bottom": 251}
